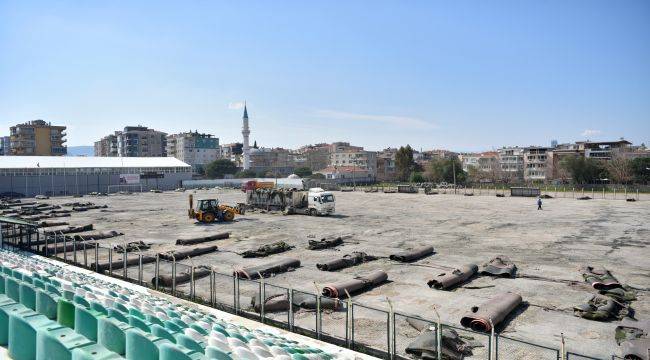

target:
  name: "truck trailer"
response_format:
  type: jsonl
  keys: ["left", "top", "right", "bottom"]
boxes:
{"left": 246, "top": 187, "right": 335, "bottom": 216}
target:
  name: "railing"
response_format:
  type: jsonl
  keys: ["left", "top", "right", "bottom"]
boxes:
{"left": 0, "top": 226, "right": 614, "bottom": 360}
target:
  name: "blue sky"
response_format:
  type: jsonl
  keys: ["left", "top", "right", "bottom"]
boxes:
{"left": 1, "top": 1, "right": 648, "bottom": 151}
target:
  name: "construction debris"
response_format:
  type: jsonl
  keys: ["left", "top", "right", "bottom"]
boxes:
{"left": 114, "top": 241, "right": 151, "bottom": 253}
{"left": 581, "top": 266, "right": 621, "bottom": 290}
{"left": 316, "top": 252, "right": 377, "bottom": 271}
{"left": 480, "top": 256, "right": 517, "bottom": 278}
{"left": 307, "top": 235, "right": 351, "bottom": 250}
{"left": 152, "top": 265, "right": 211, "bottom": 287}
{"left": 72, "top": 204, "right": 108, "bottom": 211}
{"left": 389, "top": 246, "right": 435, "bottom": 262}
{"left": 405, "top": 326, "right": 475, "bottom": 360}
{"left": 45, "top": 224, "right": 94, "bottom": 234}
{"left": 616, "top": 318, "right": 650, "bottom": 360}
{"left": 322, "top": 270, "right": 388, "bottom": 298}
{"left": 158, "top": 245, "right": 218, "bottom": 261}
{"left": 38, "top": 220, "right": 69, "bottom": 228}
{"left": 176, "top": 232, "right": 230, "bottom": 245}
{"left": 233, "top": 258, "right": 301, "bottom": 280}
{"left": 251, "top": 291, "right": 341, "bottom": 313}
{"left": 427, "top": 264, "right": 479, "bottom": 290}
{"left": 460, "top": 292, "right": 523, "bottom": 332}
{"left": 240, "top": 241, "right": 294, "bottom": 258}
{"left": 92, "top": 256, "right": 156, "bottom": 272}
{"left": 573, "top": 294, "right": 626, "bottom": 321}
{"left": 73, "top": 230, "right": 123, "bottom": 241}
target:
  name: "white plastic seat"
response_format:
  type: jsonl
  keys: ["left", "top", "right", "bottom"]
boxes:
{"left": 273, "top": 355, "right": 292, "bottom": 360}
{"left": 234, "top": 347, "right": 259, "bottom": 360}
{"left": 269, "top": 347, "right": 289, "bottom": 356}
{"left": 185, "top": 327, "right": 205, "bottom": 342}
{"left": 208, "top": 338, "right": 231, "bottom": 353}
{"left": 209, "top": 331, "right": 227, "bottom": 343}
{"left": 227, "top": 337, "right": 248, "bottom": 349}
{"left": 251, "top": 346, "right": 273, "bottom": 358}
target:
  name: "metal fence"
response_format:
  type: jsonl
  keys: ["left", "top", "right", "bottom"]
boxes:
{"left": 0, "top": 227, "right": 615, "bottom": 360}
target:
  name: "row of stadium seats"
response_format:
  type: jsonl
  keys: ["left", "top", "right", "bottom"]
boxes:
{"left": 0, "top": 249, "right": 336, "bottom": 360}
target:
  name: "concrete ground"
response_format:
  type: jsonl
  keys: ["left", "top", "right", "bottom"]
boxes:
{"left": 38, "top": 189, "right": 649, "bottom": 359}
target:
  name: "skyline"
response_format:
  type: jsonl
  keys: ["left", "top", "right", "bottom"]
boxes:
{"left": 1, "top": 1, "right": 649, "bottom": 151}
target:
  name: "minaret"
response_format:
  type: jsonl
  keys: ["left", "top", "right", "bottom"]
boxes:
{"left": 242, "top": 103, "right": 251, "bottom": 170}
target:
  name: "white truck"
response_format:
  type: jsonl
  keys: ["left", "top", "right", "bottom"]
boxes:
{"left": 245, "top": 187, "right": 335, "bottom": 216}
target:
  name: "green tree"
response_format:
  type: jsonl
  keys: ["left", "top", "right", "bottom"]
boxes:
{"left": 293, "top": 167, "right": 313, "bottom": 178}
{"left": 410, "top": 172, "right": 425, "bottom": 183}
{"left": 560, "top": 157, "right": 607, "bottom": 184}
{"left": 235, "top": 169, "right": 257, "bottom": 178}
{"left": 426, "top": 158, "right": 466, "bottom": 184}
{"left": 309, "top": 173, "right": 326, "bottom": 179}
{"left": 630, "top": 157, "right": 650, "bottom": 184}
{"left": 205, "top": 159, "right": 238, "bottom": 179}
{"left": 395, "top": 145, "right": 415, "bottom": 181}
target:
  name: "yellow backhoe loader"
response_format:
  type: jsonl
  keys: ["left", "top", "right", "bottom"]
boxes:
{"left": 187, "top": 194, "right": 245, "bottom": 223}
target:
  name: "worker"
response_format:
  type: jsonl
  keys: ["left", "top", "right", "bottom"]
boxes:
{"left": 537, "top": 196, "right": 543, "bottom": 210}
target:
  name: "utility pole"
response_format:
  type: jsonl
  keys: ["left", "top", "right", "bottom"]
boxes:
{"left": 453, "top": 160, "right": 457, "bottom": 194}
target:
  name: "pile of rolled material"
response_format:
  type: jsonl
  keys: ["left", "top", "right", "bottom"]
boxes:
{"left": 233, "top": 258, "right": 301, "bottom": 280}
{"left": 389, "top": 245, "right": 434, "bottom": 262}
{"left": 251, "top": 291, "right": 341, "bottom": 313}
{"left": 460, "top": 292, "right": 522, "bottom": 332}
{"left": 322, "top": 270, "right": 388, "bottom": 298}
{"left": 308, "top": 236, "right": 344, "bottom": 250}
{"left": 427, "top": 264, "right": 478, "bottom": 290}
{"left": 176, "top": 232, "right": 229, "bottom": 245}
{"left": 152, "top": 265, "right": 211, "bottom": 287}
{"left": 316, "top": 252, "right": 377, "bottom": 271}
{"left": 480, "top": 256, "right": 517, "bottom": 278}
{"left": 581, "top": 265, "right": 621, "bottom": 290}
{"left": 73, "top": 230, "right": 123, "bottom": 241}
{"left": 616, "top": 318, "right": 650, "bottom": 360}
{"left": 158, "top": 245, "right": 218, "bottom": 261}
{"left": 573, "top": 294, "right": 622, "bottom": 321}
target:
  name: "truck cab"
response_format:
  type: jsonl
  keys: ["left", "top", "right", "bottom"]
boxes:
{"left": 307, "top": 188, "right": 335, "bottom": 215}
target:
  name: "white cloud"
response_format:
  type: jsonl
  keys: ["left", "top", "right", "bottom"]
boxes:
{"left": 313, "top": 109, "right": 436, "bottom": 129}
{"left": 228, "top": 101, "right": 245, "bottom": 110}
{"left": 581, "top": 129, "right": 602, "bottom": 137}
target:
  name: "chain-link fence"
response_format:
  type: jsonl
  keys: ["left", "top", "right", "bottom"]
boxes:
{"left": 495, "top": 335, "right": 559, "bottom": 360}
{"left": 567, "top": 352, "right": 606, "bottom": 360}
{"left": 352, "top": 303, "right": 390, "bottom": 358}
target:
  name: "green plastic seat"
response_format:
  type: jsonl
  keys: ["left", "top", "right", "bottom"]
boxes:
{"left": 45, "top": 283, "right": 61, "bottom": 296}
{"left": 63, "top": 290, "right": 74, "bottom": 301}
{"left": 175, "top": 333, "right": 204, "bottom": 353}
{"left": 57, "top": 298, "right": 76, "bottom": 328}
{"left": 8, "top": 312, "right": 55, "bottom": 360}
{"left": 165, "top": 309, "right": 181, "bottom": 319}
{"left": 75, "top": 306, "right": 105, "bottom": 342}
{"left": 164, "top": 320, "right": 183, "bottom": 333}
{"left": 151, "top": 324, "right": 177, "bottom": 344}
{"left": 146, "top": 313, "right": 165, "bottom": 327}
{"left": 73, "top": 295, "right": 90, "bottom": 308}
{"left": 206, "top": 346, "right": 233, "bottom": 360}
{"left": 2, "top": 267, "right": 13, "bottom": 276}
{"left": 71, "top": 343, "right": 123, "bottom": 359}
{"left": 292, "top": 354, "right": 310, "bottom": 360}
{"left": 19, "top": 283, "right": 36, "bottom": 310}
{"left": 32, "top": 278, "right": 45, "bottom": 290}
{"left": 5, "top": 277, "right": 20, "bottom": 302}
{"left": 129, "top": 315, "right": 151, "bottom": 333}
{"left": 126, "top": 328, "right": 170, "bottom": 360}
{"left": 0, "top": 302, "right": 32, "bottom": 345}
{"left": 0, "top": 294, "right": 15, "bottom": 306}
{"left": 115, "top": 302, "right": 129, "bottom": 314}
{"left": 108, "top": 308, "right": 129, "bottom": 324}
{"left": 35, "top": 290, "right": 58, "bottom": 319}
{"left": 129, "top": 307, "right": 145, "bottom": 320}
{"left": 36, "top": 326, "right": 94, "bottom": 360}
{"left": 171, "top": 317, "right": 188, "bottom": 329}
{"left": 90, "top": 301, "right": 108, "bottom": 316}
{"left": 159, "top": 342, "right": 204, "bottom": 360}
{"left": 190, "top": 323, "right": 208, "bottom": 336}
{"left": 0, "top": 274, "right": 6, "bottom": 294}
{"left": 211, "top": 325, "right": 229, "bottom": 338}
{"left": 98, "top": 317, "right": 133, "bottom": 355}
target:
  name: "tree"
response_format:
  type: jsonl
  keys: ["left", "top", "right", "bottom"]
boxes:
{"left": 395, "top": 145, "right": 415, "bottom": 181}
{"left": 410, "top": 172, "right": 425, "bottom": 183}
{"left": 253, "top": 140, "right": 258, "bottom": 149}
{"left": 205, "top": 159, "right": 238, "bottom": 179}
{"left": 235, "top": 169, "right": 257, "bottom": 178}
{"left": 293, "top": 167, "right": 313, "bottom": 178}
{"left": 560, "top": 157, "right": 607, "bottom": 184}
{"left": 309, "top": 173, "right": 326, "bottom": 179}
{"left": 606, "top": 155, "right": 633, "bottom": 184}
{"left": 630, "top": 157, "right": 650, "bottom": 184}
{"left": 426, "top": 158, "right": 466, "bottom": 185}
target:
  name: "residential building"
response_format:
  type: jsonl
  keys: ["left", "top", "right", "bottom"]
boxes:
{"left": 295, "top": 143, "right": 331, "bottom": 172}
{"left": 95, "top": 126, "right": 167, "bottom": 157}
{"left": 9, "top": 120, "right": 67, "bottom": 156}
{"left": 249, "top": 147, "right": 295, "bottom": 176}
{"left": 376, "top": 148, "right": 397, "bottom": 182}
{"left": 460, "top": 152, "right": 498, "bottom": 173}
{"left": 221, "top": 142, "right": 243, "bottom": 165}
{"left": 329, "top": 142, "right": 377, "bottom": 179}
{"left": 167, "top": 131, "right": 220, "bottom": 174}
{"left": 315, "top": 166, "right": 373, "bottom": 184}
{"left": 577, "top": 139, "right": 632, "bottom": 160}
{"left": 94, "top": 134, "right": 118, "bottom": 157}
{"left": 547, "top": 143, "right": 582, "bottom": 182}
{"left": 497, "top": 147, "right": 524, "bottom": 181}
{"left": 523, "top": 147, "right": 550, "bottom": 182}
{"left": 0, "top": 136, "right": 9, "bottom": 156}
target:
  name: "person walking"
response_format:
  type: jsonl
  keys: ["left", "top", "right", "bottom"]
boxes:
{"left": 537, "top": 196, "right": 543, "bottom": 210}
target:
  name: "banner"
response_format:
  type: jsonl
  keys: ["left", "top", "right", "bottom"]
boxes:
{"left": 119, "top": 174, "right": 140, "bottom": 184}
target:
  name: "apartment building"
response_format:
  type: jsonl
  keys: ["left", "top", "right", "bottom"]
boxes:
{"left": 9, "top": 120, "right": 67, "bottom": 156}
{"left": 460, "top": 152, "right": 498, "bottom": 173}
{"left": 167, "top": 131, "right": 220, "bottom": 174}
{"left": 329, "top": 142, "right": 377, "bottom": 178}
{"left": 578, "top": 140, "right": 632, "bottom": 160}
{"left": 0, "top": 136, "right": 9, "bottom": 156}
{"left": 249, "top": 147, "right": 295, "bottom": 176}
{"left": 497, "top": 147, "right": 524, "bottom": 181}
{"left": 295, "top": 144, "right": 331, "bottom": 172}
{"left": 523, "top": 147, "right": 550, "bottom": 182}
{"left": 376, "top": 148, "right": 397, "bottom": 182}
{"left": 95, "top": 126, "right": 167, "bottom": 157}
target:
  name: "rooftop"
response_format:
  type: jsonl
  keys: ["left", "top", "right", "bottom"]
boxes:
{"left": 0, "top": 156, "right": 191, "bottom": 169}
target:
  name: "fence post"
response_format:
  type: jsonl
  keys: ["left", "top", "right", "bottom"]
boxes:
{"left": 72, "top": 237, "right": 77, "bottom": 264}
{"left": 560, "top": 333, "right": 565, "bottom": 360}
{"left": 155, "top": 255, "right": 160, "bottom": 290}
{"left": 83, "top": 241, "right": 87, "bottom": 268}
{"left": 259, "top": 274, "right": 265, "bottom": 323}
{"left": 625, "top": 187, "right": 627, "bottom": 199}
{"left": 489, "top": 318, "right": 496, "bottom": 360}
{"left": 603, "top": 187, "right": 605, "bottom": 199}
{"left": 123, "top": 248, "right": 127, "bottom": 279}
{"left": 614, "top": 188, "right": 616, "bottom": 199}
{"left": 190, "top": 266, "right": 195, "bottom": 300}
{"left": 210, "top": 269, "right": 215, "bottom": 307}
{"left": 108, "top": 246, "right": 113, "bottom": 276}
{"left": 94, "top": 243, "right": 99, "bottom": 272}
{"left": 387, "top": 299, "right": 395, "bottom": 360}
{"left": 572, "top": 188, "right": 575, "bottom": 198}
{"left": 234, "top": 273, "right": 240, "bottom": 314}
{"left": 138, "top": 254, "right": 143, "bottom": 285}
{"left": 44, "top": 232, "right": 49, "bottom": 257}
{"left": 432, "top": 306, "right": 442, "bottom": 360}
{"left": 172, "top": 257, "right": 177, "bottom": 296}
{"left": 637, "top": 189, "right": 640, "bottom": 201}
{"left": 62, "top": 232, "right": 67, "bottom": 262}
{"left": 591, "top": 188, "right": 594, "bottom": 199}
{"left": 288, "top": 288, "right": 294, "bottom": 332}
